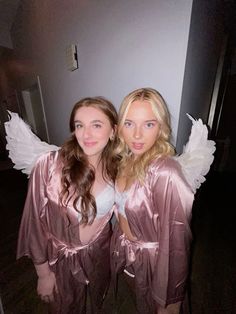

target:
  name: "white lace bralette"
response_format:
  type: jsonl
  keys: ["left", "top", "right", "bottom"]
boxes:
{"left": 115, "top": 188, "right": 129, "bottom": 219}
{"left": 77, "top": 184, "right": 115, "bottom": 222}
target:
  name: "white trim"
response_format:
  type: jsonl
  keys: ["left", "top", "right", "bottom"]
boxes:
{"left": 124, "top": 269, "right": 135, "bottom": 278}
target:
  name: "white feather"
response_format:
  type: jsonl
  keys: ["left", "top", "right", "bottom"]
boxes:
{"left": 4, "top": 111, "right": 60, "bottom": 176}
{"left": 175, "top": 114, "right": 216, "bottom": 193}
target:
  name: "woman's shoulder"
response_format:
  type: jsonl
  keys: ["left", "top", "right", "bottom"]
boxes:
{"left": 31, "top": 150, "right": 62, "bottom": 178}
{"left": 29, "top": 150, "right": 63, "bottom": 182}
{"left": 35, "top": 149, "right": 60, "bottom": 165}
{"left": 149, "top": 155, "right": 181, "bottom": 173}
{"left": 148, "top": 155, "right": 191, "bottom": 188}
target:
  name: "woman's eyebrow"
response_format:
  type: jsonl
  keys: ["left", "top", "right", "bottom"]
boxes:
{"left": 91, "top": 120, "right": 104, "bottom": 123}
{"left": 124, "top": 119, "right": 157, "bottom": 122}
{"left": 74, "top": 119, "right": 104, "bottom": 123}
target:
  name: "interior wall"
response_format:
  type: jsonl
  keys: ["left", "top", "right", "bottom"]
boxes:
{"left": 11, "top": 0, "right": 193, "bottom": 145}
{"left": 0, "top": 0, "right": 20, "bottom": 49}
{"left": 176, "top": 0, "right": 225, "bottom": 153}
{"left": 0, "top": 47, "right": 15, "bottom": 99}
{"left": 216, "top": 74, "right": 236, "bottom": 171}
{"left": 0, "top": 25, "right": 12, "bottom": 49}
{"left": 0, "top": 47, "right": 16, "bottom": 158}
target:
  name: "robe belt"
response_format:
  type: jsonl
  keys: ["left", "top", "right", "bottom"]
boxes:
{"left": 47, "top": 235, "right": 90, "bottom": 285}
{"left": 120, "top": 234, "right": 159, "bottom": 264}
{"left": 46, "top": 209, "right": 113, "bottom": 285}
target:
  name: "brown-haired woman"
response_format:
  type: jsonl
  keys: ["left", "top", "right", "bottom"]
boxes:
{"left": 17, "top": 97, "right": 118, "bottom": 313}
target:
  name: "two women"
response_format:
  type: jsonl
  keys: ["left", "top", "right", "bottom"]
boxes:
{"left": 15, "top": 88, "right": 200, "bottom": 313}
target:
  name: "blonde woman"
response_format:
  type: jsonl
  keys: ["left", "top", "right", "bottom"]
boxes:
{"left": 111, "top": 88, "right": 194, "bottom": 314}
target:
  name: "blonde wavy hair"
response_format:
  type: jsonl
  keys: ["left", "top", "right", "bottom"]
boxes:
{"left": 117, "top": 87, "right": 175, "bottom": 183}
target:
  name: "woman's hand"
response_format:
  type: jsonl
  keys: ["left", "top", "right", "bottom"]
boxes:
{"left": 118, "top": 214, "right": 137, "bottom": 241}
{"left": 37, "top": 271, "right": 58, "bottom": 303}
{"left": 157, "top": 302, "right": 181, "bottom": 314}
{"left": 34, "top": 262, "right": 58, "bottom": 303}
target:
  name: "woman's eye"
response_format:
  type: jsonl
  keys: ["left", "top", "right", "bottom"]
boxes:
{"left": 93, "top": 124, "right": 102, "bottom": 128}
{"left": 145, "top": 122, "right": 155, "bottom": 129}
{"left": 75, "top": 123, "right": 83, "bottom": 129}
{"left": 124, "top": 121, "right": 133, "bottom": 128}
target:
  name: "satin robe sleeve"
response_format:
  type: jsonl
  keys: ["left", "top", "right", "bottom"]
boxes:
{"left": 17, "top": 152, "right": 53, "bottom": 265}
{"left": 150, "top": 158, "right": 194, "bottom": 307}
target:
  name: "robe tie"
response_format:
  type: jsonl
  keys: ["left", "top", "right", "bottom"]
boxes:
{"left": 120, "top": 233, "right": 159, "bottom": 265}
{"left": 46, "top": 208, "right": 113, "bottom": 285}
{"left": 47, "top": 236, "right": 90, "bottom": 284}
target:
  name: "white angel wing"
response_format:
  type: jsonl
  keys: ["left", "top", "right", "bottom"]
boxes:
{"left": 175, "top": 114, "right": 216, "bottom": 193}
{"left": 4, "top": 111, "right": 60, "bottom": 176}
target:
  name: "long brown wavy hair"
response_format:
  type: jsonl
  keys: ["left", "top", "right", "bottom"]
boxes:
{"left": 59, "top": 97, "right": 118, "bottom": 224}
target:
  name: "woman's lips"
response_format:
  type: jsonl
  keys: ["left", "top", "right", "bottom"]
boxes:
{"left": 132, "top": 142, "right": 144, "bottom": 150}
{"left": 84, "top": 141, "right": 97, "bottom": 147}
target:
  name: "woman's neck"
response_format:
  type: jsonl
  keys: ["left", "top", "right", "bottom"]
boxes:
{"left": 87, "top": 155, "right": 101, "bottom": 168}
{"left": 90, "top": 160, "right": 108, "bottom": 196}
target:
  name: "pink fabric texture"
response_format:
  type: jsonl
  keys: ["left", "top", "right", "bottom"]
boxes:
{"left": 111, "top": 156, "right": 194, "bottom": 314}
{"left": 17, "top": 151, "right": 113, "bottom": 313}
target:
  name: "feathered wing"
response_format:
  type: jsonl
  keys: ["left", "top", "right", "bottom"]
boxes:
{"left": 175, "top": 114, "right": 216, "bottom": 193}
{"left": 4, "top": 111, "right": 60, "bottom": 176}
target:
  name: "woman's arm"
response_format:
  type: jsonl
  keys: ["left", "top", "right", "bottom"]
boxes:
{"left": 17, "top": 153, "right": 59, "bottom": 300}
{"left": 151, "top": 159, "right": 194, "bottom": 308}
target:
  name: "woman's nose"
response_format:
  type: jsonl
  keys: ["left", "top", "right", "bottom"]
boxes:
{"left": 83, "top": 126, "right": 92, "bottom": 138}
{"left": 133, "top": 126, "right": 142, "bottom": 139}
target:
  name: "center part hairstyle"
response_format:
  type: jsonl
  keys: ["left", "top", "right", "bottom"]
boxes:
{"left": 117, "top": 87, "right": 175, "bottom": 182}
{"left": 59, "top": 97, "right": 118, "bottom": 225}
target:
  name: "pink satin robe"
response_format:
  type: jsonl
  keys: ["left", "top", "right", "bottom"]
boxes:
{"left": 17, "top": 151, "right": 114, "bottom": 314}
{"left": 111, "top": 156, "right": 194, "bottom": 314}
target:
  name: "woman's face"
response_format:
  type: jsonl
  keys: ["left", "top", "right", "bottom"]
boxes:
{"left": 121, "top": 100, "right": 160, "bottom": 157}
{"left": 74, "top": 106, "right": 114, "bottom": 164}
